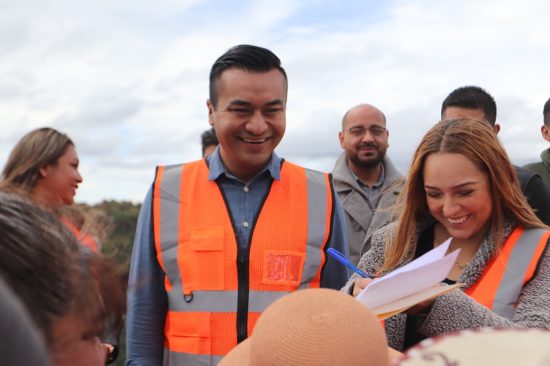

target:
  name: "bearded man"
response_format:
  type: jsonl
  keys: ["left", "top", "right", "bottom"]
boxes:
{"left": 332, "top": 104, "right": 404, "bottom": 264}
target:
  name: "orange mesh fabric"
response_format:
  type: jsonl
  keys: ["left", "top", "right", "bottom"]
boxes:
{"left": 166, "top": 311, "right": 238, "bottom": 355}
{"left": 263, "top": 250, "right": 305, "bottom": 285}
{"left": 250, "top": 162, "right": 311, "bottom": 291}
{"left": 158, "top": 160, "right": 332, "bottom": 359}
{"left": 179, "top": 161, "right": 238, "bottom": 293}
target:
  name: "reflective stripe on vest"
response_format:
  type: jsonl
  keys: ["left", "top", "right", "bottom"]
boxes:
{"left": 465, "top": 226, "right": 549, "bottom": 319}
{"left": 163, "top": 349, "right": 222, "bottom": 366}
{"left": 153, "top": 164, "right": 184, "bottom": 293}
{"left": 166, "top": 288, "right": 287, "bottom": 312}
{"left": 153, "top": 160, "right": 333, "bottom": 365}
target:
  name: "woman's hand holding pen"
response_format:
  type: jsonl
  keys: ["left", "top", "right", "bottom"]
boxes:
{"left": 352, "top": 277, "right": 373, "bottom": 297}
{"left": 325, "top": 248, "right": 375, "bottom": 297}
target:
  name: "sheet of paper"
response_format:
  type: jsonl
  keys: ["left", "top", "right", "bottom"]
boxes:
{"left": 368, "top": 238, "right": 452, "bottom": 284}
{"left": 356, "top": 237, "right": 460, "bottom": 311}
{"left": 372, "top": 283, "right": 463, "bottom": 320}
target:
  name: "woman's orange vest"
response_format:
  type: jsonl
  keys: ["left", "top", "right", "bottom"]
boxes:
{"left": 152, "top": 160, "right": 334, "bottom": 365}
{"left": 465, "top": 226, "right": 549, "bottom": 319}
{"left": 60, "top": 217, "right": 99, "bottom": 252}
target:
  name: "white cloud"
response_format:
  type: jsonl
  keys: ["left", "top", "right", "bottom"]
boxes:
{"left": 1, "top": 0, "right": 549, "bottom": 203}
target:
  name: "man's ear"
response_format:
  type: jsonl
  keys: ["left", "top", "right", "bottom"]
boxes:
{"left": 206, "top": 99, "right": 215, "bottom": 127}
{"left": 493, "top": 123, "right": 501, "bottom": 135}
{"left": 541, "top": 124, "right": 550, "bottom": 142}
{"left": 338, "top": 131, "right": 345, "bottom": 149}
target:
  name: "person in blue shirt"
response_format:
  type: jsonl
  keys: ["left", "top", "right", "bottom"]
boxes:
{"left": 125, "top": 44, "right": 350, "bottom": 366}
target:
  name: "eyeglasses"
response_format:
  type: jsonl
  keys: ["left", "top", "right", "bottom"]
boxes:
{"left": 345, "top": 125, "right": 386, "bottom": 137}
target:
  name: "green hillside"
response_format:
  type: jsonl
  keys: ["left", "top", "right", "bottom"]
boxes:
{"left": 79, "top": 200, "right": 140, "bottom": 366}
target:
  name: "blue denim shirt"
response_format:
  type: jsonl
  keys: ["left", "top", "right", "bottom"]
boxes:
{"left": 125, "top": 147, "right": 350, "bottom": 365}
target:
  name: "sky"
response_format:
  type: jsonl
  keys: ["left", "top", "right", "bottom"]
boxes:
{"left": 1, "top": 0, "right": 549, "bottom": 204}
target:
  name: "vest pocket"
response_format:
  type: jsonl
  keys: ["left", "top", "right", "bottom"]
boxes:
{"left": 262, "top": 250, "right": 305, "bottom": 286}
{"left": 180, "top": 227, "right": 225, "bottom": 294}
{"left": 166, "top": 312, "right": 212, "bottom": 354}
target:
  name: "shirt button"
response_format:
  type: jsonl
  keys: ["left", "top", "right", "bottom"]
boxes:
{"left": 243, "top": 186, "right": 249, "bottom": 192}
{"left": 243, "top": 221, "right": 249, "bottom": 228}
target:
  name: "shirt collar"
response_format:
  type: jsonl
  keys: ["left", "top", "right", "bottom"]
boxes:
{"left": 207, "top": 146, "right": 282, "bottom": 182}
{"left": 351, "top": 163, "right": 385, "bottom": 189}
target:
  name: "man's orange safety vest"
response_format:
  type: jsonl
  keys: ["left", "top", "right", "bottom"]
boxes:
{"left": 153, "top": 159, "right": 334, "bottom": 366}
{"left": 465, "top": 226, "right": 549, "bottom": 319}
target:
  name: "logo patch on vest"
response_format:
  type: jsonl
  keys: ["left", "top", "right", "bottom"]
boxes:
{"left": 263, "top": 250, "right": 305, "bottom": 285}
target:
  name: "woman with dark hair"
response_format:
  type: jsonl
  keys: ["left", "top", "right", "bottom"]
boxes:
{"left": 344, "top": 118, "right": 550, "bottom": 351}
{"left": 0, "top": 191, "right": 125, "bottom": 366}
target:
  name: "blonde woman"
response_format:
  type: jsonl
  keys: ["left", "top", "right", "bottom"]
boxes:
{"left": 0, "top": 127, "right": 103, "bottom": 252}
{"left": 344, "top": 118, "right": 550, "bottom": 351}
{"left": 2, "top": 127, "right": 82, "bottom": 207}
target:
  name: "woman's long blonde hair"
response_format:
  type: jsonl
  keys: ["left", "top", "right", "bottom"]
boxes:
{"left": 380, "top": 118, "right": 545, "bottom": 272}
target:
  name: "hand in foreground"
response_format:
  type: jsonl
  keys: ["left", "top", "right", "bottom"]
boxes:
{"left": 352, "top": 277, "right": 373, "bottom": 297}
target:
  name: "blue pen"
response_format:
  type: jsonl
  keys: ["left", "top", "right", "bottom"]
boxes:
{"left": 327, "top": 248, "right": 371, "bottom": 278}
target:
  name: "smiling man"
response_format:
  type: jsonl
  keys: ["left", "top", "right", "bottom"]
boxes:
{"left": 332, "top": 104, "right": 404, "bottom": 265}
{"left": 125, "top": 45, "right": 350, "bottom": 366}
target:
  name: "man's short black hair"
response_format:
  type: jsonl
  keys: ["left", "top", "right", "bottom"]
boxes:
{"left": 201, "top": 128, "right": 218, "bottom": 156}
{"left": 543, "top": 98, "right": 550, "bottom": 126}
{"left": 208, "top": 44, "right": 287, "bottom": 107}
{"left": 441, "top": 85, "right": 497, "bottom": 125}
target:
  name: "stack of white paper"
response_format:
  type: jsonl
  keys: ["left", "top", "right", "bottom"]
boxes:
{"left": 356, "top": 238, "right": 463, "bottom": 319}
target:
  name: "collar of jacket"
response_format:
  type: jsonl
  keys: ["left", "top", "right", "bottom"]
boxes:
{"left": 332, "top": 152, "right": 404, "bottom": 196}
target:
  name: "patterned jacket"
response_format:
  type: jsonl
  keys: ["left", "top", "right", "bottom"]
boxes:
{"left": 342, "top": 219, "right": 550, "bottom": 351}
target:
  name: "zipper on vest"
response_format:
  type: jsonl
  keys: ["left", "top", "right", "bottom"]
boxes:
{"left": 217, "top": 178, "right": 274, "bottom": 343}
{"left": 235, "top": 186, "right": 272, "bottom": 342}
{"left": 236, "top": 247, "right": 250, "bottom": 342}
